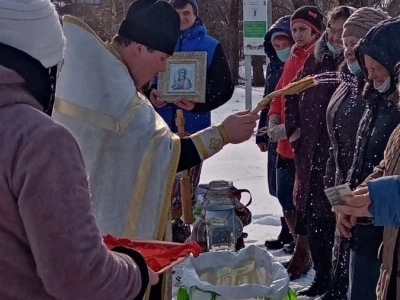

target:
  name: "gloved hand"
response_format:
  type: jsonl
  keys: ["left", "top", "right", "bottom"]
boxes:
{"left": 267, "top": 114, "right": 287, "bottom": 142}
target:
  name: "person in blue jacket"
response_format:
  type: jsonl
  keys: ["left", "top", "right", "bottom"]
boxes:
{"left": 149, "top": 0, "right": 234, "bottom": 134}
{"left": 256, "top": 15, "right": 295, "bottom": 251}
{"left": 147, "top": 0, "right": 234, "bottom": 242}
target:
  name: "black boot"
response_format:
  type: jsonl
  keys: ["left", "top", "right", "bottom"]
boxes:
{"left": 298, "top": 214, "right": 336, "bottom": 297}
{"left": 264, "top": 217, "right": 293, "bottom": 249}
{"left": 318, "top": 231, "right": 351, "bottom": 300}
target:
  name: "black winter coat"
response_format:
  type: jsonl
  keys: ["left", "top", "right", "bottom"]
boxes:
{"left": 348, "top": 17, "right": 400, "bottom": 193}
{"left": 256, "top": 15, "right": 293, "bottom": 197}
{"left": 324, "top": 62, "right": 366, "bottom": 188}
{"left": 285, "top": 35, "right": 344, "bottom": 211}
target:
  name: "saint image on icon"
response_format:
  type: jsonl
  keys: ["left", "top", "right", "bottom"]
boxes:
{"left": 171, "top": 68, "right": 193, "bottom": 91}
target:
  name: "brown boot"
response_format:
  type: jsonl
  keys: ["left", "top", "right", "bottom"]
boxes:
{"left": 287, "top": 235, "right": 313, "bottom": 280}
{"left": 283, "top": 210, "right": 312, "bottom": 280}
{"left": 283, "top": 210, "right": 297, "bottom": 241}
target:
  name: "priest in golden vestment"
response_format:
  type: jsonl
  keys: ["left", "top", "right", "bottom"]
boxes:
{"left": 52, "top": 0, "right": 258, "bottom": 298}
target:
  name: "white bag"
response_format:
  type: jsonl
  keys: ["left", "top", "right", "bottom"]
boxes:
{"left": 177, "top": 245, "right": 291, "bottom": 300}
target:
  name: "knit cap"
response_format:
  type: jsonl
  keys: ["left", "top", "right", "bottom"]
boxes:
{"left": 342, "top": 7, "right": 389, "bottom": 39}
{"left": 0, "top": 0, "right": 65, "bottom": 68}
{"left": 291, "top": 6, "right": 324, "bottom": 33}
{"left": 119, "top": 0, "right": 180, "bottom": 56}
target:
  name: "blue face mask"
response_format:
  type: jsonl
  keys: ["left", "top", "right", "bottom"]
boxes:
{"left": 276, "top": 47, "right": 291, "bottom": 62}
{"left": 347, "top": 61, "right": 361, "bottom": 75}
{"left": 374, "top": 76, "right": 391, "bottom": 93}
{"left": 327, "top": 41, "right": 344, "bottom": 55}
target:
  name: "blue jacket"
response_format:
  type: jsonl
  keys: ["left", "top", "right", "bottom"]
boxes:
{"left": 256, "top": 15, "right": 293, "bottom": 144}
{"left": 153, "top": 19, "right": 233, "bottom": 133}
{"left": 368, "top": 176, "right": 400, "bottom": 227}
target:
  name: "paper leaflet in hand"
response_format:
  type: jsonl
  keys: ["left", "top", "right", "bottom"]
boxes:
{"left": 324, "top": 183, "right": 353, "bottom": 206}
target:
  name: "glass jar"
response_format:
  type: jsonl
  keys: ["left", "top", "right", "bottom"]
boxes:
{"left": 204, "top": 180, "right": 234, "bottom": 206}
{"left": 207, "top": 217, "right": 236, "bottom": 252}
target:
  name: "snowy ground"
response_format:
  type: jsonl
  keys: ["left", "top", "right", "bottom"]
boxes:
{"left": 178, "top": 86, "right": 316, "bottom": 299}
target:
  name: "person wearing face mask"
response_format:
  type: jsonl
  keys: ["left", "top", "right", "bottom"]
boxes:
{"left": 267, "top": 5, "right": 324, "bottom": 280}
{"left": 321, "top": 7, "right": 389, "bottom": 300}
{"left": 335, "top": 16, "right": 400, "bottom": 300}
{"left": 256, "top": 15, "right": 295, "bottom": 251}
{"left": 284, "top": 6, "right": 356, "bottom": 297}
{"left": 332, "top": 59, "right": 400, "bottom": 297}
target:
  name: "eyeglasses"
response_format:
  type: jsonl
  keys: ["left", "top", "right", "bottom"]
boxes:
{"left": 326, "top": 28, "right": 343, "bottom": 37}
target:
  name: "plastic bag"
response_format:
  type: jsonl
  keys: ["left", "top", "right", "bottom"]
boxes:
{"left": 176, "top": 245, "right": 295, "bottom": 300}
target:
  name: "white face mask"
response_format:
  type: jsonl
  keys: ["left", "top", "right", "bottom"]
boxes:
{"left": 373, "top": 76, "right": 391, "bottom": 93}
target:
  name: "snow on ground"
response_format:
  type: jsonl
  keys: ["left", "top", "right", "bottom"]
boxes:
{"left": 198, "top": 86, "right": 316, "bottom": 299}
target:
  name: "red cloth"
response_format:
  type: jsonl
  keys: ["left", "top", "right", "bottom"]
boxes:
{"left": 268, "top": 43, "right": 316, "bottom": 159}
{"left": 103, "top": 235, "right": 201, "bottom": 273}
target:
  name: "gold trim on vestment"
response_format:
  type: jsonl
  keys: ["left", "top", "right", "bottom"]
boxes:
{"left": 122, "top": 124, "right": 167, "bottom": 238}
{"left": 63, "top": 15, "right": 122, "bottom": 61}
{"left": 190, "top": 126, "right": 226, "bottom": 161}
{"left": 217, "top": 124, "right": 230, "bottom": 145}
{"left": 156, "top": 131, "right": 181, "bottom": 240}
{"left": 54, "top": 96, "right": 144, "bottom": 136}
{"left": 190, "top": 134, "right": 209, "bottom": 160}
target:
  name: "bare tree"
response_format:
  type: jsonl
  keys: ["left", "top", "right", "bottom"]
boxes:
{"left": 54, "top": 0, "right": 394, "bottom": 89}
{"left": 292, "top": 0, "right": 317, "bottom": 9}
{"left": 337, "top": 0, "right": 381, "bottom": 7}
{"left": 229, "top": 0, "right": 241, "bottom": 85}
{"left": 251, "top": 56, "right": 265, "bottom": 86}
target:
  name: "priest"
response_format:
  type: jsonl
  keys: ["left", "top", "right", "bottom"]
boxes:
{"left": 52, "top": 1, "right": 258, "bottom": 298}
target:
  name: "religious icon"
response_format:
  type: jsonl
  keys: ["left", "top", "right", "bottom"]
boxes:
{"left": 158, "top": 51, "right": 207, "bottom": 103}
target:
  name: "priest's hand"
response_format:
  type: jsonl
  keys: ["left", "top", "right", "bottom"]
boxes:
{"left": 175, "top": 99, "right": 195, "bottom": 111}
{"left": 150, "top": 89, "right": 167, "bottom": 108}
{"left": 257, "top": 142, "right": 268, "bottom": 152}
{"left": 222, "top": 111, "right": 259, "bottom": 144}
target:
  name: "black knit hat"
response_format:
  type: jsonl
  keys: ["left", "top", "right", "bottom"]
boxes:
{"left": 291, "top": 6, "right": 324, "bottom": 33}
{"left": 170, "top": 0, "right": 199, "bottom": 16}
{"left": 118, "top": 0, "right": 180, "bottom": 55}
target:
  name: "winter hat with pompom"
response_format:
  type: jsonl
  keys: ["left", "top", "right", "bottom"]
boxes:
{"left": 342, "top": 7, "right": 390, "bottom": 39}
{"left": 0, "top": 0, "right": 65, "bottom": 68}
